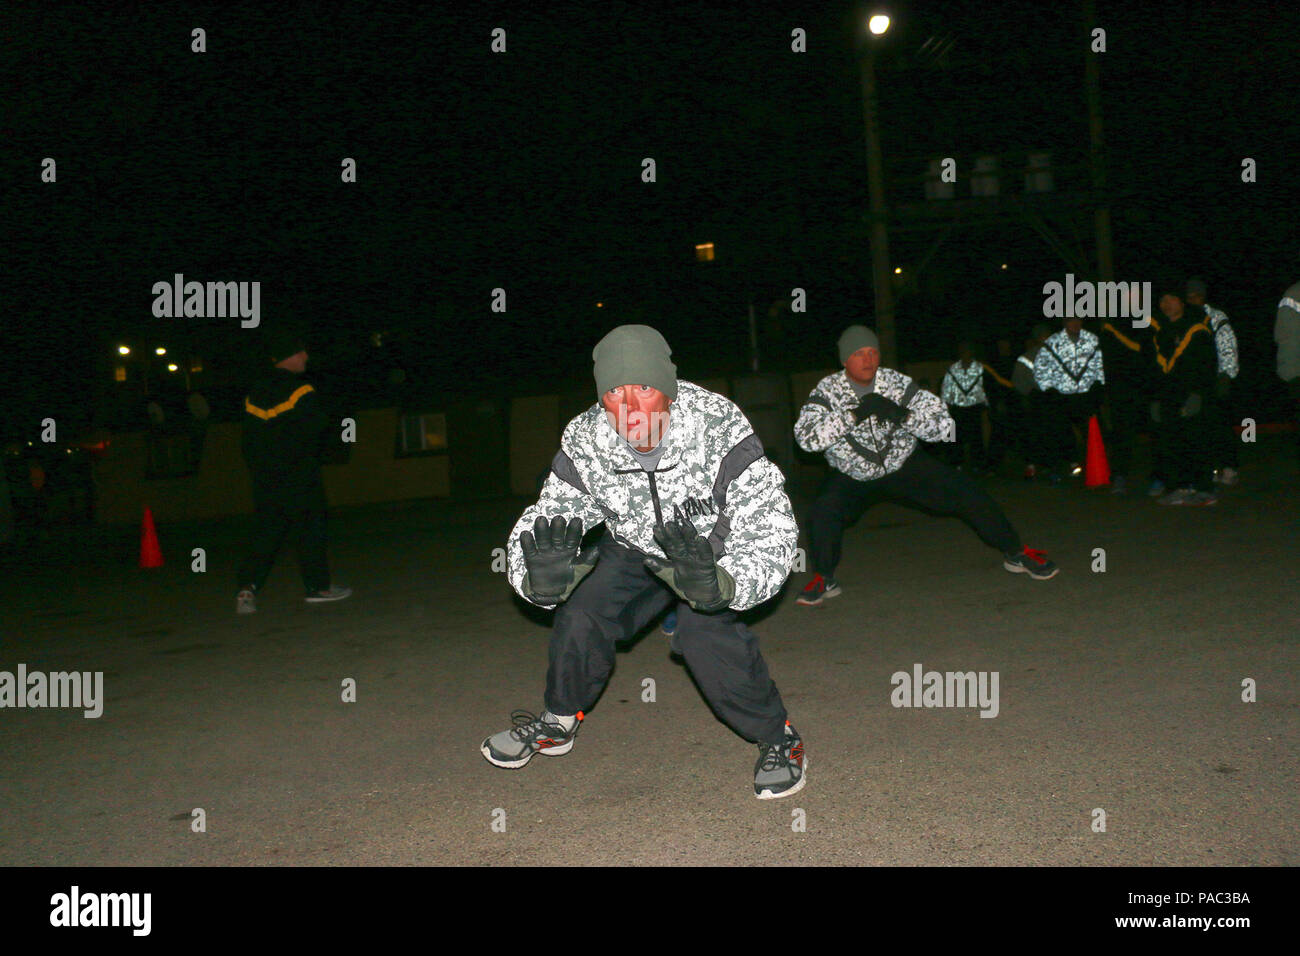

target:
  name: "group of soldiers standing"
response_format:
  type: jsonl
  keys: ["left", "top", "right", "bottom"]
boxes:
{"left": 939, "top": 276, "right": 1238, "bottom": 505}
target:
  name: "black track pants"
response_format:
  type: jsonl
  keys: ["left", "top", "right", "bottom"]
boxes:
{"left": 807, "top": 448, "right": 1021, "bottom": 578}
{"left": 545, "top": 536, "right": 789, "bottom": 745}
{"left": 237, "top": 482, "right": 331, "bottom": 594}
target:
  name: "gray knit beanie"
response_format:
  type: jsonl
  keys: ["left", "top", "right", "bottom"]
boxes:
{"left": 592, "top": 325, "right": 678, "bottom": 400}
{"left": 838, "top": 325, "right": 880, "bottom": 363}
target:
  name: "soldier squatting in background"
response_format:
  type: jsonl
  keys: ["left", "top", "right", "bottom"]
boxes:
{"left": 793, "top": 325, "right": 1058, "bottom": 608}
{"left": 484, "top": 325, "right": 807, "bottom": 800}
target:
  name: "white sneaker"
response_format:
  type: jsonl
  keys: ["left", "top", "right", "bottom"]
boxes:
{"left": 1158, "top": 488, "right": 1194, "bottom": 506}
{"left": 236, "top": 589, "right": 257, "bottom": 614}
{"left": 1214, "top": 467, "right": 1238, "bottom": 486}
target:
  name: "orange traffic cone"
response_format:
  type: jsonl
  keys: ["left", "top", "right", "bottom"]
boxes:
{"left": 140, "top": 506, "right": 164, "bottom": 568}
{"left": 1084, "top": 415, "right": 1110, "bottom": 488}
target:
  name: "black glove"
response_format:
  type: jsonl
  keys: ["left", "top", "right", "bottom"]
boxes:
{"left": 854, "top": 392, "right": 907, "bottom": 426}
{"left": 519, "top": 515, "right": 598, "bottom": 605}
{"left": 644, "top": 514, "right": 735, "bottom": 612}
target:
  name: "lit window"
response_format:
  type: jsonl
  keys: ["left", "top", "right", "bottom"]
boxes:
{"left": 398, "top": 412, "right": 448, "bottom": 455}
{"left": 695, "top": 243, "right": 715, "bottom": 262}
{"left": 190, "top": 358, "right": 204, "bottom": 373}
{"left": 114, "top": 366, "right": 127, "bottom": 382}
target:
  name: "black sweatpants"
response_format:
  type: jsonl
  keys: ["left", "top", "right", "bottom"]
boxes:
{"left": 546, "top": 535, "right": 788, "bottom": 745}
{"left": 1103, "top": 385, "right": 1145, "bottom": 478}
{"left": 1210, "top": 380, "right": 1239, "bottom": 469}
{"left": 1039, "top": 388, "right": 1101, "bottom": 471}
{"left": 237, "top": 483, "right": 331, "bottom": 593}
{"left": 947, "top": 404, "right": 987, "bottom": 470}
{"left": 1154, "top": 404, "right": 1213, "bottom": 492}
{"left": 808, "top": 448, "right": 1022, "bottom": 578}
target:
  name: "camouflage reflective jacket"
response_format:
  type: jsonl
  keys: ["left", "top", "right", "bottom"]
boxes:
{"left": 941, "top": 361, "right": 988, "bottom": 407}
{"left": 794, "top": 368, "right": 953, "bottom": 482}
{"left": 1033, "top": 329, "right": 1106, "bottom": 394}
{"left": 1204, "top": 305, "right": 1239, "bottom": 379}
{"left": 505, "top": 381, "right": 797, "bottom": 611}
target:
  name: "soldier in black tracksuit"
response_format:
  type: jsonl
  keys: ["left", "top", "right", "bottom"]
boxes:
{"left": 236, "top": 331, "right": 340, "bottom": 603}
{"left": 1096, "top": 317, "right": 1150, "bottom": 490}
{"left": 1147, "top": 294, "right": 1218, "bottom": 497}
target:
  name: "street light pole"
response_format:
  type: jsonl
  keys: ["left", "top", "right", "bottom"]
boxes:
{"left": 860, "top": 37, "right": 897, "bottom": 367}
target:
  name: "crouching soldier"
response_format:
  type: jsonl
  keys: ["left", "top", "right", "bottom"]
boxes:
{"left": 482, "top": 325, "right": 806, "bottom": 800}
{"left": 794, "top": 325, "right": 1057, "bottom": 608}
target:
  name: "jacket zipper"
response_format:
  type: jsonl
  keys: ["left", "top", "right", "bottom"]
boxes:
{"left": 646, "top": 471, "right": 665, "bottom": 527}
{"left": 615, "top": 462, "right": 675, "bottom": 527}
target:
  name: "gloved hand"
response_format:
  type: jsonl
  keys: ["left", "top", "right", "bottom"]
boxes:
{"left": 643, "top": 513, "right": 735, "bottom": 612}
{"left": 1180, "top": 392, "right": 1203, "bottom": 418}
{"left": 853, "top": 392, "right": 907, "bottom": 426}
{"left": 520, "top": 515, "right": 599, "bottom": 606}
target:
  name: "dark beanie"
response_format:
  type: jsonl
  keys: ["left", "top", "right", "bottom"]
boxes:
{"left": 265, "top": 326, "right": 307, "bottom": 364}
{"left": 837, "top": 325, "right": 880, "bottom": 363}
{"left": 1152, "top": 270, "right": 1184, "bottom": 302}
{"left": 592, "top": 325, "right": 678, "bottom": 400}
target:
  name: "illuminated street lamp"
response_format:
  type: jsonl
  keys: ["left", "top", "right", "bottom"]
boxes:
{"left": 166, "top": 363, "right": 179, "bottom": 373}
{"left": 868, "top": 14, "right": 891, "bottom": 35}
{"left": 117, "top": 345, "right": 131, "bottom": 355}
{"left": 155, "top": 347, "right": 167, "bottom": 356}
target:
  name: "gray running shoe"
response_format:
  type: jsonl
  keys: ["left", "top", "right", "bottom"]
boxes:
{"left": 305, "top": 586, "right": 352, "bottom": 603}
{"left": 481, "top": 709, "right": 583, "bottom": 769}
{"left": 1158, "top": 488, "right": 1194, "bottom": 506}
{"left": 1003, "top": 547, "right": 1059, "bottom": 580}
{"left": 236, "top": 588, "right": 257, "bottom": 614}
{"left": 754, "top": 722, "right": 807, "bottom": 800}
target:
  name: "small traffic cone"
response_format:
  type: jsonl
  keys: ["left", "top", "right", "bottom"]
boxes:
{"left": 1084, "top": 415, "right": 1110, "bottom": 488}
{"left": 139, "top": 506, "right": 164, "bottom": 568}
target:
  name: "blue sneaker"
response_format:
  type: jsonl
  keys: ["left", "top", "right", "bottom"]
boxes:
{"left": 661, "top": 608, "right": 678, "bottom": 638}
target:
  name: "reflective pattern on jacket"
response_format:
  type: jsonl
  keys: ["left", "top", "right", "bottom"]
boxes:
{"left": 941, "top": 361, "right": 987, "bottom": 407}
{"left": 1033, "top": 330, "right": 1105, "bottom": 394}
{"left": 1204, "top": 305, "right": 1239, "bottom": 379}
{"left": 794, "top": 368, "right": 953, "bottom": 482}
{"left": 505, "top": 381, "right": 797, "bottom": 612}
{"left": 1013, "top": 352, "right": 1039, "bottom": 395}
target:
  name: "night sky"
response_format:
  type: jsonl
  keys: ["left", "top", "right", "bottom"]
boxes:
{"left": 5, "top": 0, "right": 1297, "bottom": 437}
